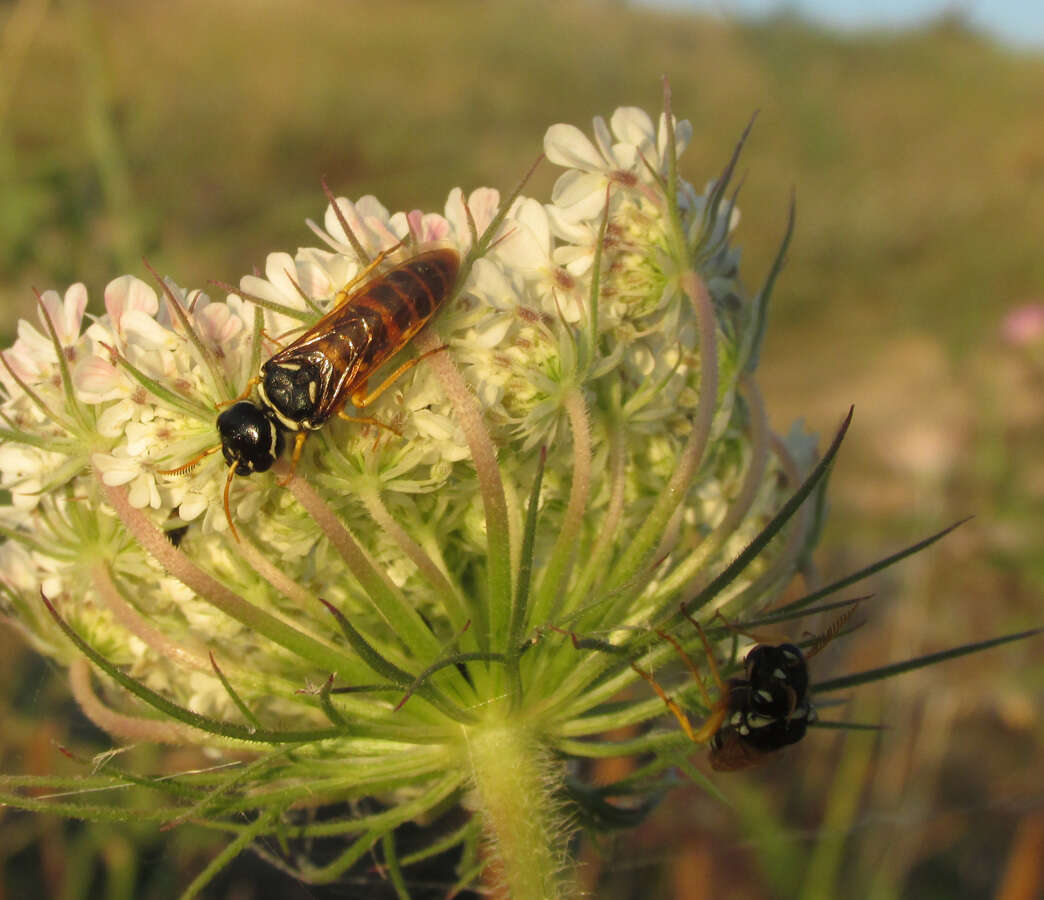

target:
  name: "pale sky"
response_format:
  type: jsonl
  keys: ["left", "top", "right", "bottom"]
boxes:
{"left": 640, "top": 1, "right": 1044, "bottom": 49}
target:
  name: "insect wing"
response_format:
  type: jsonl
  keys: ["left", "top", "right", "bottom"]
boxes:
{"left": 264, "top": 248, "right": 460, "bottom": 424}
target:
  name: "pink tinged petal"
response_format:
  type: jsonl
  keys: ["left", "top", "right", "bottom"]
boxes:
{"left": 196, "top": 304, "right": 243, "bottom": 345}
{"left": 298, "top": 248, "right": 349, "bottom": 297}
{"left": 120, "top": 310, "right": 179, "bottom": 352}
{"left": 419, "top": 212, "right": 451, "bottom": 243}
{"left": 393, "top": 210, "right": 449, "bottom": 245}
{"left": 323, "top": 197, "right": 371, "bottom": 250}
{"left": 467, "top": 188, "right": 500, "bottom": 236}
{"left": 104, "top": 276, "right": 159, "bottom": 335}
{"left": 1, "top": 345, "right": 40, "bottom": 383}
{"left": 60, "top": 283, "right": 89, "bottom": 341}
{"left": 365, "top": 216, "right": 401, "bottom": 250}
{"left": 544, "top": 123, "right": 604, "bottom": 171}
{"left": 74, "top": 355, "right": 123, "bottom": 403}
{"left": 35, "top": 285, "right": 86, "bottom": 346}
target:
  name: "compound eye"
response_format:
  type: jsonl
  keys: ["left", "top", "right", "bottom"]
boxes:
{"left": 217, "top": 401, "right": 284, "bottom": 475}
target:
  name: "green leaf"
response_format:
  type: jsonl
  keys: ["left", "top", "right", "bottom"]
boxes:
{"left": 773, "top": 518, "right": 971, "bottom": 617}
{"left": 178, "top": 806, "right": 283, "bottom": 900}
{"left": 209, "top": 651, "right": 263, "bottom": 730}
{"left": 742, "top": 193, "right": 795, "bottom": 374}
{"left": 809, "top": 720, "right": 888, "bottom": 731}
{"left": 676, "top": 405, "right": 854, "bottom": 623}
{"left": 813, "top": 628, "right": 1043, "bottom": 694}
{"left": 395, "top": 651, "right": 506, "bottom": 712}
{"left": 382, "top": 831, "right": 413, "bottom": 900}
{"left": 41, "top": 592, "right": 347, "bottom": 744}
{"left": 320, "top": 599, "right": 476, "bottom": 724}
{"left": 318, "top": 674, "right": 348, "bottom": 727}
{"left": 508, "top": 445, "right": 546, "bottom": 707}
{"left": 319, "top": 598, "right": 413, "bottom": 685}
{"left": 563, "top": 776, "right": 663, "bottom": 832}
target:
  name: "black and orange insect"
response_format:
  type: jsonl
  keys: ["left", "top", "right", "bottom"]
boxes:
{"left": 165, "top": 246, "right": 461, "bottom": 536}
{"left": 631, "top": 608, "right": 852, "bottom": 771}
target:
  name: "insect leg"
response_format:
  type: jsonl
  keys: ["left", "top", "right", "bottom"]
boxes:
{"left": 331, "top": 239, "right": 408, "bottom": 305}
{"left": 680, "top": 611, "right": 728, "bottom": 695}
{"left": 216, "top": 376, "right": 260, "bottom": 410}
{"left": 223, "top": 465, "right": 241, "bottom": 542}
{"left": 630, "top": 662, "right": 701, "bottom": 743}
{"left": 349, "top": 345, "right": 450, "bottom": 409}
{"left": 276, "top": 431, "right": 309, "bottom": 486}
{"left": 336, "top": 411, "right": 403, "bottom": 437}
{"left": 654, "top": 621, "right": 730, "bottom": 743}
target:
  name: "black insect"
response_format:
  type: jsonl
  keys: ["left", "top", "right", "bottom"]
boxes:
{"left": 707, "top": 641, "right": 815, "bottom": 771}
{"left": 631, "top": 609, "right": 852, "bottom": 771}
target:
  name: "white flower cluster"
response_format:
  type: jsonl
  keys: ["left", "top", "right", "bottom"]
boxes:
{"left": 0, "top": 106, "right": 809, "bottom": 720}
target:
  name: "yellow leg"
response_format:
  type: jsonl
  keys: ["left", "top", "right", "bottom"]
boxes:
{"left": 655, "top": 629, "right": 716, "bottom": 711}
{"left": 680, "top": 612, "right": 727, "bottom": 696}
{"left": 636, "top": 614, "right": 731, "bottom": 745}
{"left": 630, "top": 663, "right": 700, "bottom": 743}
{"left": 332, "top": 239, "right": 407, "bottom": 305}
{"left": 336, "top": 411, "right": 402, "bottom": 437}
{"left": 216, "top": 376, "right": 259, "bottom": 410}
{"left": 276, "top": 431, "right": 308, "bottom": 486}
{"left": 350, "top": 345, "right": 449, "bottom": 409}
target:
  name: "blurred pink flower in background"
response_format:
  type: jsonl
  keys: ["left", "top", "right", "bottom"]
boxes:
{"left": 1001, "top": 302, "right": 1044, "bottom": 346}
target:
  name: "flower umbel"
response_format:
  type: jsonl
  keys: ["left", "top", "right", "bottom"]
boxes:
{"left": 2, "top": 89, "right": 1036, "bottom": 900}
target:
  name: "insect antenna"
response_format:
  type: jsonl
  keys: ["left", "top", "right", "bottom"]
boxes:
{"left": 223, "top": 465, "right": 241, "bottom": 542}
{"left": 804, "top": 604, "right": 863, "bottom": 660}
{"left": 157, "top": 443, "right": 222, "bottom": 476}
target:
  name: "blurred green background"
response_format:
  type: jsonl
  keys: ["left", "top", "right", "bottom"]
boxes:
{"left": 1, "top": 0, "right": 1041, "bottom": 897}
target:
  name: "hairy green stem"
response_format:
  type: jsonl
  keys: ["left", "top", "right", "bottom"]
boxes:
{"left": 466, "top": 722, "right": 576, "bottom": 900}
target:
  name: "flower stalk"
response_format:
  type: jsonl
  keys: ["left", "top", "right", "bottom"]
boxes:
{"left": 466, "top": 719, "right": 574, "bottom": 900}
